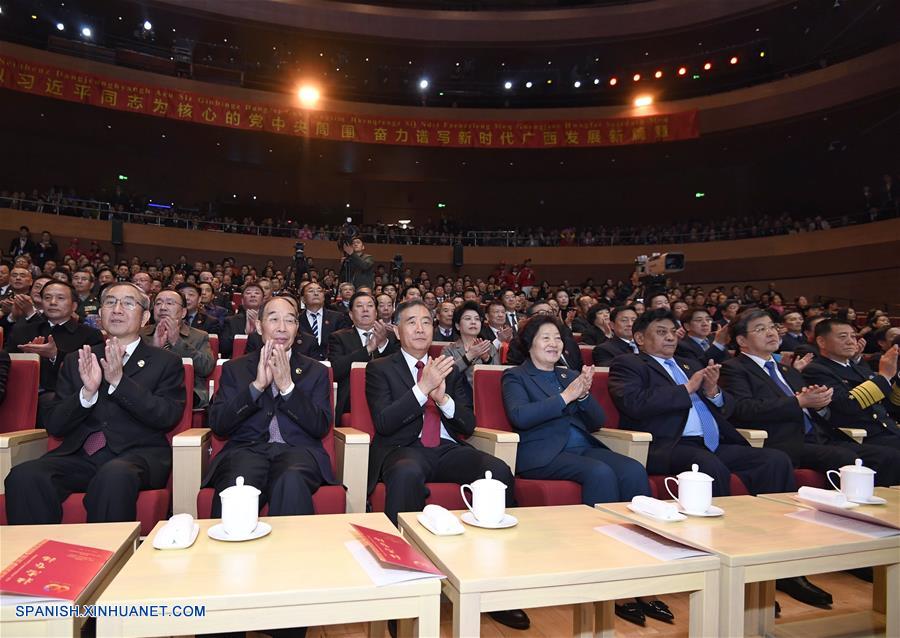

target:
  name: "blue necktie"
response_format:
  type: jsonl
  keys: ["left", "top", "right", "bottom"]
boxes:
{"left": 764, "top": 361, "right": 813, "bottom": 434}
{"left": 663, "top": 359, "right": 720, "bottom": 451}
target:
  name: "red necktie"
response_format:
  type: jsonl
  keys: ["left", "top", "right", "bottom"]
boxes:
{"left": 82, "top": 430, "right": 106, "bottom": 455}
{"left": 415, "top": 361, "right": 441, "bottom": 447}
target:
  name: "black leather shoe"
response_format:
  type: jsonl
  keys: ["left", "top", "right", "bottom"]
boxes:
{"left": 775, "top": 576, "right": 833, "bottom": 608}
{"left": 775, "top": 601, "right": 781, "bottom": 618}
{"left": 638, "top": 599, "right": 674, "bottom": 623}
{"left": 488, "top": 609, "right": 530, "bottom": 630}
{"left": 614, "top": 602, "right": 645, "bottom": 626}
{"left": 387, "top": 619, "right": 397, "bottom": 638}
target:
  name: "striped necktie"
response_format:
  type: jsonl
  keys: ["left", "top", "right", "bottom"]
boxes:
{"left": 309, "top": 312, "right": 320, "bottom": 345}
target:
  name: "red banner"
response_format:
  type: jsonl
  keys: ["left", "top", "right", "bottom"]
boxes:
{"left": 0, "top": 54, "right": 699, "bottom": 149}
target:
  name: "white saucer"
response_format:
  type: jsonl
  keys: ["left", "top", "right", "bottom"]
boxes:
{"left": 208, "top": 521, "right": 272, "bottom": 542}
{"left": 460, "top": 512, "right": 518, "bottom": 529}
{"left": 848, "top": 495, "right": 887, "bottom": 505}
{"left": 626, "top": 502, "right": 686, "bottom": 522}
{"left": 678, "top": 504, "right": 725, "bottom": 517}
{"left": 152, "top": 523, "right": 200, "bottom": 550}
{"left": 417, "top": 513, "right": 465, "bottom": 536}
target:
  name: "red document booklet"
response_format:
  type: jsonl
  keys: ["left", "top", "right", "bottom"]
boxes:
{"left": 351, "top": 524, "right": 443, "bottom": 575}
{"left": 1, "top": 540, "right": 113, "bottom": 601}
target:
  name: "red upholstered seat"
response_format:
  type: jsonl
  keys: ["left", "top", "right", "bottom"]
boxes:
{"left": 232, "top": 334, "right": 248, "bottom": 359}
{"left": 473, "top": 365, "right": 583, "bottom": 506}
{"left": 208, "top": 334, "right": 219, "bottom": 361}
{"left": 0, "top": 360, "right": 196, "bottom": 535}
{"left": 429, "top": 342, "right": 452, "bottom": 359}
{"left": 195, "top": 362, "right": 345, "bottom": 518}
{"left": 0, "top": 354, "right": 41, "bottom": 433}
{"left": 579, "top": 345, "right": 593, "bottom": 367}
{"left": 349, "top": 364, "right": 464, "bottom": 510}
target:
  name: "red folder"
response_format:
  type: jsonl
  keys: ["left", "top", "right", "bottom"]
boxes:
{"left": 351, "top": 524, "right": 443, "bottom": 575}
{"left": 1, "top": 540, "right": 114, "bottom": 601}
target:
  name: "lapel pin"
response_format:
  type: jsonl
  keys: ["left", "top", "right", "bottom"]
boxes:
{"left": 560, "top": 372, "right": 568, "bottom": 379}
{"left": 295, "top": 367, "right": 302, "bottom": 374}
{"left": 682, "top": 363, "right": 690, "bottom": 370}
{"left": 137, "top": 360, "right": 145, "bottom": 368}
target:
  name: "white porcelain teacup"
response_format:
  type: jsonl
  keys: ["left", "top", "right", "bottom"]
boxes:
{"left": 219, "top": 476, "right": 260, "bottom": 537}
{"left": 664, "top": 464, "right": 714, "bottom": 514}
{"left": 826, "top": 459, "right": 875, "bottom": 502}
{"left": 460, "top": 471, "right": 507, "bottom": 525}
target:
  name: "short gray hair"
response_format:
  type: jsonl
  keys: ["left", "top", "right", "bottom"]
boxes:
{"left": 100, "top": 282, "right": 150, "bottom": 310}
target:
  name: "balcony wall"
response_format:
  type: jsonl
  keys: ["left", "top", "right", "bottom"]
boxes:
{"left": 2, "top": 210, "right": 897, "bottom": 311}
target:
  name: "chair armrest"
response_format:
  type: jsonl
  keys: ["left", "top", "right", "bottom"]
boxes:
{"left": 172, "top": 428, "right": 212, "bottom": 518}
{"left": 593, "top": 429, "right": 652, "bottom": 468}
{"left": 469, "top": 427, "right": 519, "bottom": 473}
{"left": 839, "top": 427, "right": 867, "bottom": 444}
{"left": 736, "top": 428, "right": 768, "bottom": 449}
{"left": 334, "top": 427, "right": 370, "bottom": 514}
{"left": 0, "top": 430, "right": 49, "bottom": 495}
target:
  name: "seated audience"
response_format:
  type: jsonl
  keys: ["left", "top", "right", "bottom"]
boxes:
{"left": 592, "top": 305, "right": 639, "bottom": 365}
{"left": 5, "top": 281, "right": 104, "bottom": 398}
{"left": 298, "top": 281, "right": 351, "bottom": 361}
{"left": 442, "top": 302, "right": 499, "bottom": 400}
{"left": 802, "top": 319, "right": 900, "bottom": 450}
{"left": 219, "top": 282, "right": 264, "bottom": 358}
{"left": 479, "top": 300, "right": 515, "bottom": 350}
{"left": 579, "top": 303, "right": 612, "bottom": 346}
{"left": 141, "top": 289, "right": 215, "bottom": 408}
{"left": 328, "top": 291, "right": 399, "bottom": 420}
{"left": 675, "top": 306, "right": 730, "bottom": 365}
{"left": 432, "top": 300, "right": 459, "bottom": 342}
{"left": 5, "top": 283, "right": 184, "bottom": 524}
{"left": 205, "top": 297, "right": 335, "bottom": 517}
{"left": 364, "top": 298, "right": 527, "bottom": 631}
{"left": 178, "top": 282, "right": 220, "bottom": 335}
{"left": 608, "top": 308, "right": 796, "bottom": 495}
{"left": 779, "top": 310, "right": 807, "bottom": 352}
{"left": 722, "top": 309, "right": 900, "bottom": 483}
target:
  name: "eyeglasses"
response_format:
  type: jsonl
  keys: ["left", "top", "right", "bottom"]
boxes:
{"left": 102, "top": 296, "right": 144, "bottom": 311}
{"left": 748, "top": 324, "right": 779, "bottom": 335}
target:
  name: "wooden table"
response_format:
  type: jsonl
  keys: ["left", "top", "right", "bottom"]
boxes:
{"left": 398, "top": 504, "right": 721, "bottom": 638}
{"left": 95, "top": 513, "right": 440, "bottom": 637}
{"left": 600, "top": 495, "right": 900, "bottom": 638}
{"left": 1, "top": 522, "right": 139, "bottom": 638}
{"left": 759, "top": 486, "right": 899, "bottom": 635}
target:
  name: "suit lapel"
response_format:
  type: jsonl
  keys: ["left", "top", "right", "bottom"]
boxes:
{"left": 394, "top": 351, "right": 415, "bottom": 390}
{"left": 641, "top": 353, "right": 679, "bottom": 386}
{"left": 524, "top": 360, "right": 563, "bottom": 398}
{"left": 739, "top": 354, "right": 783, "bottom": 391}
{"left": 123, "top": 339, "right": 148, "bottom": 378}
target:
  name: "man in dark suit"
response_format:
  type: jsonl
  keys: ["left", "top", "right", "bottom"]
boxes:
{"left": 793, "top": 315, "right": 827, "bottom": 359}
{"left": 479, "top": 300, "right": 514, "bottom": 350}
{"left": 177, "top": 282, "right": 220, "bottom": 335}
{"left": 778, "top": 310, "right": 807, "bottom": 352}
{"left": 432, "top": 300, "right": 459, "bottom": 342}
{"left": 339, "top": 237, "right": 374, "bottom": 290}
{"left": 570, "top": 294, "right": 596, "bottom": 335}
{"left": 298, "top": 281, "right": 350, "bottom": 361}
{"left": 6, "top": 281, "right": 103, "bottom": 394}
{"left": 330, "top": 282, "right": 355, "bottom": 315}
{"left": 204, "top": 297, "right": 336, "bottom": 517}
{"left": 722, "top": 310, "right": 900, "bottom": 482}
{"left": 365, "top": 299, "right": 527, "bottom": 631}
{"left": 676, "top": 306, "right": 730, "bottom": 365}
{"left": 5, "top": 282, "right": 185, "bottom": 524}
{"left": 506, "top": 302, "right": 580, "bottom": 371}
{"left": 802, "top": 319, "right": 900, "bottom": 450}
{"left": 8, "top": 226, "right": 36, "bottom": 259}
{"left": 608, "top": 309, "right": 795, "bottom": 495}
{"left": 219, "top": 282, "right": 264, "bottom": 358}
{"left": 500, "top": 288, "right": 524, "bottom": 335}
{"left": 592, "top": 305, "right": 639, "bottom": 366}
{"left": 328, "top": 291, "right": 399, "bottom": 421}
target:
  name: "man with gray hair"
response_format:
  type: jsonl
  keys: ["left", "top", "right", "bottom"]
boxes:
{"left": 5, "top": 282, "right": 185, "bottom": 524}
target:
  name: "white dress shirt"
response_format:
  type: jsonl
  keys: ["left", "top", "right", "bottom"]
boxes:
{"left": 80, "top": 337, "right": 141, "bottom": 406}
{"left": 401, "top": 349, "right": 456, "bottom": 442}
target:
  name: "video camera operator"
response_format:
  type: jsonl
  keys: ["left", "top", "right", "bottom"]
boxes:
{"left": 338, "top": 232, "right": 374, "bottom": 290}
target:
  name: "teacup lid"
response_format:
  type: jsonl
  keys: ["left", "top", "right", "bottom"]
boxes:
{"left": 840, "top": 458, "right": 875, "bottom": 475}
{"left": 220, "top": 476, "right": 261, "bottom": 499}
{"left": 470, "top": 470, "right": 507, "bottom": 490}
{"left": 677, "top": 463, "right": 715, "bottom": 482}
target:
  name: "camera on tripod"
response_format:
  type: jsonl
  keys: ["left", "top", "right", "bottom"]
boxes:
{"left": 336, "top": 217, "right": 358, "bottom": 248}
{"left": 634, "top": 252, "right": 685, "bottom": 287}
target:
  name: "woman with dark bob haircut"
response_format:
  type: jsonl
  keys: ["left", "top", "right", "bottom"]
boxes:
{"left": 501, "top": 314, "right": 650, "bottom": 504}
